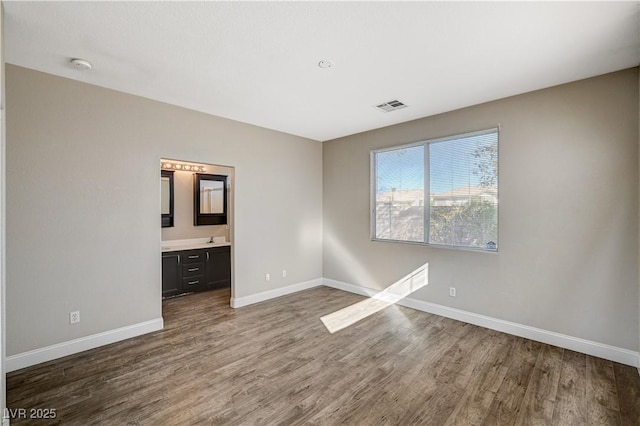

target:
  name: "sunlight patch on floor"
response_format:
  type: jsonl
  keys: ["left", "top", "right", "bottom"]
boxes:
{"left": 321, "top": 263, "right": 429, "bottom": 333}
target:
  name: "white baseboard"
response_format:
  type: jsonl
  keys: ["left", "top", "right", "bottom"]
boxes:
{"left": 6, "top": 318, "right": 164, "bottom": 373}
{"left": 323, "top": 278, "right": 640, "bottom": 368}
{"left": 231, "top": 278, "right": 323, "bottom": 308}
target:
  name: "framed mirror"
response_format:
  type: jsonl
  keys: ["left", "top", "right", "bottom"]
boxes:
{"left": 161, "top": 170, "right": 175, "bottom": 227}
{"left": 194, "top": 173, "right": 227, "bottom": 226}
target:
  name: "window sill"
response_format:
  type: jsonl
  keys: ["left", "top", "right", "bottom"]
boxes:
{"left": 371, "top": 238, "right": 498, "bottom": 254}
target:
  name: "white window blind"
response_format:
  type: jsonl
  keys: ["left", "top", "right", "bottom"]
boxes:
{"left": 374, "top": 144, "right": 424, "bottom": 242}
{"left": 372, "top": 128, "right": 498, "bottom": 251}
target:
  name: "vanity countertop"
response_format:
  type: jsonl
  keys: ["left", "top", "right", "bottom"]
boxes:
{"left": 162, "top": 238, "right": 231, "bottom": 253}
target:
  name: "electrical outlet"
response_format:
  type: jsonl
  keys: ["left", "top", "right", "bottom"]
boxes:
{"left": 265, "top": 273, "right": 270, "bottom": 282}
{"left": 449, "top": 287, "right": 456, "bottom": 297}
{"left": 282, "top": 270, "right": 287, "bottom": 278}
{"left": 70, "top": 311, "right": 80, "bottom": 324}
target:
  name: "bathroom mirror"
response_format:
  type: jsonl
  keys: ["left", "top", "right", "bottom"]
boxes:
{"left": 161, "top": 170, "right": 175, "bottom": 227}
{"left": 194, "top": 173, "right": 227, "bottom": 226}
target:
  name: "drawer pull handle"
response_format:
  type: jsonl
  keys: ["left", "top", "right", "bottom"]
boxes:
{"left": 188, "top": 268, "right": 199, "bottom": 272}
{"left": 188, "top": 255, "right": 199, "bottom": 259}
{"left": 188, "top": 280, "right": 199, "bottom": 285}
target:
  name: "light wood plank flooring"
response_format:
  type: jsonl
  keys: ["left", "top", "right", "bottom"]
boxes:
{"left": 7, "top": 287, "right": 640, "bottom": 425}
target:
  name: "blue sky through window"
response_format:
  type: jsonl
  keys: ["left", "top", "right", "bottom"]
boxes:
{"left": 376, "top": 145, "right": 423, "bottom": 193}
{"left": 376, "top": 132, "right": 497, "bottom": 194}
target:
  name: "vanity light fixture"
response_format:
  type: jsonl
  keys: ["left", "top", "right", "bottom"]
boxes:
{"left": 161, "top": 161, "right": 206, "bottom": 173}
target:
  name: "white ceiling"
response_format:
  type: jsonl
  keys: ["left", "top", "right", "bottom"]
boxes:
{"left": 4, "top": 1, "right": 639, "bottom": 142}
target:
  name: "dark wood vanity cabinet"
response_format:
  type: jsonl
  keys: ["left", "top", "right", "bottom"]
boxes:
{"left": 162, "top": 253, "right": 181, "bottom": 297}
{"left": 181, "top": 251, "right": 206, "bottom": 293}
{"left": 204, "top": 246, "right": 232, "bottom": 289}
{"left": 162, "top": 246, "right": 231, "bottom": 298}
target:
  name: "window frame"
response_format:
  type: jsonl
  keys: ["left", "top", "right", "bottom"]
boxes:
{"left": 370, "top": 127, "right": 499, "bottom": 252}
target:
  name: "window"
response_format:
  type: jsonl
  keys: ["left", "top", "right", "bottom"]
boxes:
{"left": 372, "top": 128, "right": 498, "bottom": 251}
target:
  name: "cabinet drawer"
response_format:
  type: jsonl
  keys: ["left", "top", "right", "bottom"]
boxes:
{"left": 182, "top": 262, "right": 204, "bottom": 277}
{"left": 182, "top": 276, "right": 204, "bottom": 290}
{"left": 182, "top": 251, "right": 205, "bottom": 263}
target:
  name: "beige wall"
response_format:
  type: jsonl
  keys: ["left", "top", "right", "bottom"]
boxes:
{"left": 323, "top": 68, "right": 639, "bottom": 351}
{"left": 0, "top": 2, "right": 6, "bottom": 414}
{"left": 6, "top": 65, "right": 323, "bottom": 356}
{"left": 161, "top": 162, "right": 233, "bottom": 242}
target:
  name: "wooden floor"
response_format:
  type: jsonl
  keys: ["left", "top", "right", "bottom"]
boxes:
{"left": 7, "top": 287, "right": 640, "bottom": 425}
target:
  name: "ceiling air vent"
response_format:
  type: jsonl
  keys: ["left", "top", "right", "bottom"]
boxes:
{"left": 375, "top": 99, "right": 407, "bottom": 112}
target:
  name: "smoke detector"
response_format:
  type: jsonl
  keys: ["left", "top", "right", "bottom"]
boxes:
{"left": 375, "top": 100, "right": 407, "bottom": 112}
{"left": 318, "top": 60, "right": 334, "bottom": 69}
{"left": 69, "top": 58, "right": 92, "bottom": 71}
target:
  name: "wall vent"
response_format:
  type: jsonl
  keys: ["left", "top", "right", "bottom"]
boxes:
{"left": 375, "top": 99, "right": 407, "bottom": 112}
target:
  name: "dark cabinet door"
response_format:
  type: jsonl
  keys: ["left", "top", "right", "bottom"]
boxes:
{"left": 205, "top": 246, "right": 231, "bottom": 289}
{"left": 162, "top": 253, "right": 181, "bottom": 297}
